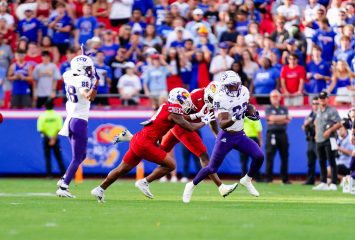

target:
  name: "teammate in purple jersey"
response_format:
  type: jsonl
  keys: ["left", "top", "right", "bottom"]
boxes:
{"left": 56, "top": 52, "right": 99, "bottom": 198}
{"left": 182, "top": 71, "right": 264, "bottom": 203}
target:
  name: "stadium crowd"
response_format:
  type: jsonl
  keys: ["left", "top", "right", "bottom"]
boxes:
{"left": 0, "top": 0, "right": 354, "bottom": 109}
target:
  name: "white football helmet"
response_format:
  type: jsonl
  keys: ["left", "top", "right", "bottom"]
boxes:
{"left": 220, "top": 70, "right": 242, "bottom": 97}
{"left": 168, "top": 87, "right": 193, "bottom": 114}
{"left": 70, "top": 55, "right": 94, "bottom": 77}
{"left": 204, "top": 81, "right": 221, "bottom": 108}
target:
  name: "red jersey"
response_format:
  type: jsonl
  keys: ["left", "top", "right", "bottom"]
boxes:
{"left": 190, "top": 88, "right": 205, "bottom": 113}
{"left": 140, "top": 102, "right": 183, "bottom": 141}
{"left": 280, "top": 65, "right": 306, "bottom": 93}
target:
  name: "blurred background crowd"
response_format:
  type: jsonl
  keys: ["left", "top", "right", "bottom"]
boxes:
{"left": 0, "top": 0, "right": 354, "bottom": 109}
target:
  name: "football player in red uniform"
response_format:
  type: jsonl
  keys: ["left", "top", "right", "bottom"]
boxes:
{"left": 91, "top": 88, "right": 214, "bottom": 202}
{"left": 153, "top": 81, "right": 238, "bottom": 197}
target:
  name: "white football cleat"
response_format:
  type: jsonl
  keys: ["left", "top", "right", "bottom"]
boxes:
{"left": 328, "top": 183, "right": 337, "bottom": 191}
{"left": 56, "top": 187, "right": 75, "bottom": 198}
{"left": 219, "top": 183, "right": 238, "bottom": 197}
{"left": 240, "top": 175, "right": 259, "bottom": 197}
{"left": 91, "top": 186, "right": 105, "bottom": 203}
{"left": 350, "top": 177, "right": 355, "bottom": 195}
{"left": 180, "top": 177, "right": 189, "bottom": 183}
{"left": 170, "top": 176, "right": 178, "bottom": 183}
{"left": 56, "top": 177, "right": 64, "bottom": 187}
{"left": 312, "top": 183, "right": 329, "bottom": 191}
{"left": 135, "top": 178, "right": 154, "bottom": 199}
{"left": 182, "top": 181, "right": 196, "bottom": 203}
{"left": 113, "top": 129, "right": 133, "bottom": 144}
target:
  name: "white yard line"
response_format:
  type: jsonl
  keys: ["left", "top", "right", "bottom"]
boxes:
{"left": 0, "top": 192, "right": 56, "bottom": 197}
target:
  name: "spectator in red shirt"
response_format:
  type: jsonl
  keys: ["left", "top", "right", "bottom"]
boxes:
{"left": 280, "top": 53, "right": 306, "bottom": 106}
{"left": 24, "top": 42, "right": 42, "bottom": 67}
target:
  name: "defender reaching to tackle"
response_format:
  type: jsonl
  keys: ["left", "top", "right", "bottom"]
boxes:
{"left": 91, "top": 88, "right": 215, "bottom": 202}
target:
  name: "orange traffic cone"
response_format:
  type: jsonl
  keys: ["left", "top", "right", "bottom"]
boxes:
{"left": 136, "top": 162, "right": 144, "bottom": 180}
{"left": 75, "top": 164, "right": 84, "bottom": 183}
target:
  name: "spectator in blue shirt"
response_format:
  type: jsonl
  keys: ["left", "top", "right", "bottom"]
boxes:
{"left": 48, "top": 2, "right": 72, "bottom": 55}
{"left": 312, "top": 18, "right": 336, "bottom": 63}
{"left": 142, "top": 54, "right": 170, "bottom": 110}
{"left": 94, "top": 51, "right": 112, "bottom": 107}
{"left": 156, "top": 12, "right": 174, "bottom": 40}
{"left": 245, "top": 0, "right": 262, "bottom": 23}
{"left": 235, "top": 10, "right": 250, "bottom": 36}
{"left": 185, "top": 8, "right": 212, "bottom": 37}
{"left": 253, "top": 57, "right": 279, "bottom": 105}
{"left": 154, "top": 0, "right": 170, "bottom": 26}
{"left": 128, "top": 9, "right": 147, "bottom": 33}
{"left": 74, "top": 4, "right": 98, "bottom": 47}
{"left": 305, "top": 45, "right": 331, "bottom": 96}
{"left": 333, "top": 36, "right": 355, "bottom": 67}
{"left": 281, "top": 38, "right": 305, "bottom": 66}
{"left": 17, "top": 8, "right": 42, "bottom": 43}
{"left": 99, "top": 30, "right": 119, "bottom": 64}
{"left": 132, "top": 0, "right": 154, "bottom": 16}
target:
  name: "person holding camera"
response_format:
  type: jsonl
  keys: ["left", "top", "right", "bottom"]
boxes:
{"left": 313, "top": 91, "right": 342, "bottom": 191}
{"left": 302, "top": 97, "right": 319, "bottom": 185}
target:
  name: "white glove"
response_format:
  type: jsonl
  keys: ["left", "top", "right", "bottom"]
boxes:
{"left": 112, "top": 129, "right": 133, "bottom": 144}
{"left": 201, "top": 112, "right": 215, "bottom": 125}
{"left": 190, "top": 104, "right": 208, "bottom": 120}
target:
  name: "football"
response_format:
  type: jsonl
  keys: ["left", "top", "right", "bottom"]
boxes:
{"left": 245, "top": 104, "right": 257, "bottom": 117}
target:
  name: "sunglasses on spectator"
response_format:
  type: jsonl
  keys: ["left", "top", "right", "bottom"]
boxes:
{"left": 312, "top": 102, "right": 319, "bottom": 105}
{"left": 288, "top": 58, "right": 297, "bottom": 61}
{"left": 270, "top": 95, "right": 279, "bottom": 98}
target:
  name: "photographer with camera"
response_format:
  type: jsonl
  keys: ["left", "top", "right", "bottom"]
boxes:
{"left": 313, "top": 91, "right": 342, "bottom": 191}
{"left": 328, "top": 121, "right": 352, "bottom": 181}
{"left": 302, "top": 97, "right": 319, "bottom": 185}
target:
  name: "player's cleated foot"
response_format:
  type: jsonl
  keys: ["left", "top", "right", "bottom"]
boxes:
{"left": 240, "top": 175, "right": 260, "bottom": 197}
{"left": 91, "top": 186, "right": 105, "bottom": 203}
{"left": 113, "top": 129, "right": 133, "bottom": 144}
{"left": 180, "top": 177, "right": 189, "bottom": 183}
{"left": 159, "top": 176, "right": 168, "bottom": 183}
{"left": 312, "top": 183, "right": 329, "bottom": 191}
{"left": 56, "top": 185, "right": 75, "bottom": 198}
{"left": 56, "top": 177, "right": 64, "bottom": 187}
{"left": 182, "top": 181, "right": 196, "bottom": 203}
{"left": 135, "top": 178, "right": 154, "bottom": 199}
{"left": 219, "top": 183, "right": 238, "bottom": 197}
{"left": 328, "top": 183, "right": 337, "bottom": 191}
{"left": 170, "top": 176, "right": 178, "bottom": 183}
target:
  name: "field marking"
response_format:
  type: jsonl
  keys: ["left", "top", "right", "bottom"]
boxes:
{"left": 0, "top": 192, "right": 56, "bottom": 197}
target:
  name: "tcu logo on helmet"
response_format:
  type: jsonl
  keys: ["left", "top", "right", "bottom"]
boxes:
{"left": 221, "top": 72, "right": 228, "bottom": 81}
{"left": 76, "top": 57, "right": 87, "bottom": 62}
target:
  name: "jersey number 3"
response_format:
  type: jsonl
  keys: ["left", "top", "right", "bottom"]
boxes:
{"left": 66, "top": 85, "right": 78, "bottom": 103}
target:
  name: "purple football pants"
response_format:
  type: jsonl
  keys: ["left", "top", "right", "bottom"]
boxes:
{"left": 63, "top": 118, "right": 88, "bottom": 185}
{"left": 193, "top": 130, "right": 264, "bottom": 185}
{"left": 351, "top": 156, "right": 355, "bottom": 179}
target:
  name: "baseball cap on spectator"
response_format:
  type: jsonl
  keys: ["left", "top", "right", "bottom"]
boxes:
{"left": 89, "top": 36, "right": 101, "bottom": 43}
{"left": 124, "top": 62, "right": 135, "bottom": 69}
{"left": 286, "top": 38, "right": 296, "bottom": 45}
{"left": 197, "top": 25, "right": 209, "bottom": 35}
{"left": 0, "top": 1, "right": 7, "bottom": 7}
{"left": 219, "top": 42, "right": 229, "bottom": 49}
{"left": 318, "top": 91, "right": 328, "bottom": 99}
{"left": 144, "top": 47, "right": 158, "bottom": 56}
{"left": 193, "top": 8, "right": 204, "bottom": 15}
{"left": 98, "top": 22, "right": 106, "bottom": 28}
{"left": 133, "top": 30, "right": 142, "bottom": 35}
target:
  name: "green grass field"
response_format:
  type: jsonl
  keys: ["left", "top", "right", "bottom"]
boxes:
{"left": 0, "top": 179, "right": 354, "bottom": 240}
